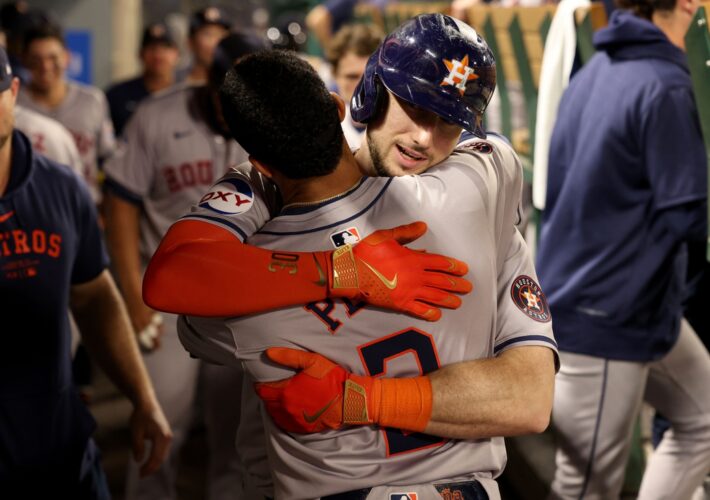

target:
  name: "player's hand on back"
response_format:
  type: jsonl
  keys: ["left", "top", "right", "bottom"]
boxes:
{"left": 327, "top": 221, "right": 472, "bottom": 321}
{"left": 256, "top": 347, "right": 432, "bottom": 434}
{"left": 256, "top": 348, "right": 349, "bottom": 433}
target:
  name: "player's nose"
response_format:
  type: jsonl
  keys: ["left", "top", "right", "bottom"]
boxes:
{"left": 411, "top": 123, "right": 434, "bottom": 149}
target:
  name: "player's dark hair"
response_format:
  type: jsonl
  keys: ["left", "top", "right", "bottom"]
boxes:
{"left": 615, "top": 0, "right": 677, "bottom": 19}
{"left": 22, "top": 21, "right": 64, "bottom": 53}
{"left": 219, "top": 50, "right": 343, "bottom": 179}
{"left": 208, "top": 30, "right": 270, "bottom": 91}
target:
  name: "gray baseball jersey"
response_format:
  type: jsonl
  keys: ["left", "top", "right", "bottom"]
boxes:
{"left": 177, "top": 135, "right": 558, "bottom": 499}
{"left": 102, "top": 84, "right": 250, "bottom": 499}
{"left": 17, "top": 82, "right": 115, "bottom": 202}
{"left": 102, "top": 85, "right": 249, "bottom": 265}
{"left": 14, "top": 105, "right": 82, "bottom": 174}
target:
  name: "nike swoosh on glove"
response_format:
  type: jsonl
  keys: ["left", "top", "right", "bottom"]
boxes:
{"left": 326, "top": 221, "right": 472, "bottom": 321}
{"left": 255, "top": 347, "right": 432, "bottom": 434}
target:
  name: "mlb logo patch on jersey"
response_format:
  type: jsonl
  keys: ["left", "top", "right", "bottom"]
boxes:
{"left": 390, "top": 494, "right": 417, "bottom": 500}
{"left": 198, "top": 178, "right": 253, "bottom": 215}
{"left": 511, "top": 275, "right": 551, "bottom": 323}
{"left": 330, "top": 227, "right": 361, "bottom": 248}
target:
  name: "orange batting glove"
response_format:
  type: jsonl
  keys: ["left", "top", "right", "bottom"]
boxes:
{"left": 325, "top": 221, "right": 471, "bottom": 321}
{"left": 255, "top": 347, "right": 433, "bottom": 434}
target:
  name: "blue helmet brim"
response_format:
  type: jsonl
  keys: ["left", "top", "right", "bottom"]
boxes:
{"left": 378, "top": 66, "right": 487, "bottom": 138}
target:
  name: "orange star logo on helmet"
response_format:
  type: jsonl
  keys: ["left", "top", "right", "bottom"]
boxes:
{"left": 440, "top": 55, "right": 478, "bottom": 95}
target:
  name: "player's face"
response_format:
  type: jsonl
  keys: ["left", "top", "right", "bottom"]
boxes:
{"left": 190, "top": 25, "right": 229, "bottom": 67}
{"left": 334, "top": 51, "right": 369, "bottom": 105}
{"left": 25, "top": 38, "right": 68, "bottom": 92}
{"left": 362, "top": 92, "right": 462, "bottom": 177}
{"left": 0, "top": 78, "right": 19, "bottom": 150}
{"left": 141, "top": 44, "right": 179, "bottom": 77}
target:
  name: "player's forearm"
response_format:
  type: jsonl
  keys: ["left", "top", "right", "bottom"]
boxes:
{"left": 256, "top": 345, "right": 554, "bottom": 438}
{"left": 424, "top": 346, "right": 555, "bottom": 439}
{"left": 71, "top": 270, "right": 159, "bottom": 410}
{"left": 143, "top": 220, "right": 329, "bottom": 316}
{"left": 104, "top": 193, "right": 146, "bottom": 310}
{"left": 145, "top": 219, "right": 469, "bottom": 320}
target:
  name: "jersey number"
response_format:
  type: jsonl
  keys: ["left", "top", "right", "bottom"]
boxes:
{"left": 358, "top": 328, "right": 446, "bottom": 456}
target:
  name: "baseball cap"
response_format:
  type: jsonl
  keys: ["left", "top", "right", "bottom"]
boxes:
{"left": 189, "top": 6, "right": 231, "bottom": 35}
{"left": 0, "top": 46, "right": 14, "bottom": 92}
{"left": 141, "top": 22, "right": 177, "bottom": 49}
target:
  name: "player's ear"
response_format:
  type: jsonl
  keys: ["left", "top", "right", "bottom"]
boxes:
{"left": 330, "top": 92, "right": 346, "bottom": 122}
{"left": 249, "top": 156, "right": 274, "bottom": 180}
{"left": 9, "top": 77, "right": 20, "bottom": 99}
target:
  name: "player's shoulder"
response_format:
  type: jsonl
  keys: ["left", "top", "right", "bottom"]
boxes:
{"left": 448, "top": 132, "right": 522, "bottom": 178}
{"left": 228, "top": 161, "right": 258, "bottom": 177}
{"left": 32, "top": 145, "right": 87, "bottom": 196}
{"left": 190, "top": 160, "right": 282, "bottom": 222}
{"left": 222, "top": 161, "right": 278, "bottom": 196}
{"left": 148, "top": 82, "right": 192, "bottom": 104}
{"left": 454, "top": 131, "right": 516, "bottom": 159}
{"left": 105, "top": 76, "right": 143, "bottom": 97}
{"left": 34, "top": 154, "right": 77, "bottom": 182}
{"left": 16, "top": 105, "right": 69, "bottom": 134}
{"left": 16, "top": 86, "right": 33, "bottom": 106}
{"left": 15, "top": 104, "right": 53, "bottom": 129}
{"left": 68, "top": 81, "right": 107, "bottom": 103}
{"left": 132, "top": 83, "right": 191, "bottom": 117}
{"left": 419, "top": 132, "right": 517, "bottom": 175}
{"left": 416, "top": 132, "right": 523, "bottom": 209}
{"left": 124, "top": 84, "right": 192, "bottom": 133}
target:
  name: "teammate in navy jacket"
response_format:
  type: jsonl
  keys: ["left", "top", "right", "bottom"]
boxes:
{"left": 536, "top": 1, "right": 710, "bottom": 498}
{"left": 0, "top": 47, "right": 172, "bottom": 497}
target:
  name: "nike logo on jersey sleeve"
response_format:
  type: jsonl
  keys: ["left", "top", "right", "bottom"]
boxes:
{"left": 0, "top": 211, "right": 15, "bottom": 223}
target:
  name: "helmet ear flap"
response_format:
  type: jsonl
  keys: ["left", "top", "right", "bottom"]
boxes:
{"left": 369, "top": 77, "right": 386, "bottom": 122}
{"left": 350, "top": 48, "right": 381, "bottom": 124}
{"left": 351, "top": 77, "right": 385, "bottom": 125}
{"left": 350, "top": 80, "right": 368, "bottom": 122}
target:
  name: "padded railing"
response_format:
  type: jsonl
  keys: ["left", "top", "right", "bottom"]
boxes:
{"left": 684, "top": 4, "right": 710, "bottom": 260}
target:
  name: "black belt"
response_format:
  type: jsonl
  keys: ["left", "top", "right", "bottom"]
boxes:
{"left": 322, "top": 480, "right": 489, "bottom": 500}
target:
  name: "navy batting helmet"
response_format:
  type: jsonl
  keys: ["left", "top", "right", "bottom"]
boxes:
{"left": 351, "top": 13, "right": 495, "bottom": 138}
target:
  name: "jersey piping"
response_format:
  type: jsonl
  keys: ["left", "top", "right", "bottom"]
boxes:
{"left": 258, "top": 177, "right": 393, "bottom": 236}
{"left": 494, "top": 335, "right": 559, "bottom": 354}
{"left": 279, "top": 177, "right": 368, "bottom": 216}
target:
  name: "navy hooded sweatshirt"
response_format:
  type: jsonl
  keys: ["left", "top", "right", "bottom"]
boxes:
{"left": 0, "top": 130, "right": 108, "bottom": 483}
{"left": 536, "top": 10, "right": 707, "bottom": 361}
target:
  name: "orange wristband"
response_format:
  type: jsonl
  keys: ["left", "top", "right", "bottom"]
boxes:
{"left": 378, "top": 376, "right": 433, "bottom": 433}
{"left": 342, "top": 375, "right": 433, "bottom": 432}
